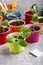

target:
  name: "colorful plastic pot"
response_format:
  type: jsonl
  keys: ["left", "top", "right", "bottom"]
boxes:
{"left": 38, "top": 23, "right": 43, "bottom": 34}
{"left": 38, "top": 7, "right": 43, "bottom": 16}
{"left": 26, "top": 24, "right": 41, "bottom": 43}
{"left": 0, "top": 27, "right": 10, "bottom": 45}
{"left": 38, "top": 16, "right": 43, "bottom": 34}
{"left": 24, "top": 10, "right": 34, "bottom": 24}
{"left": 6, "top": 12, "right": 22, "bottom": 21}
{"left": 0, "top": 16, "right": 2, "bottom": 25}
{"left": 6, "top": 32, "right": 24, "bottom": 54}
{"left": 6, "top": 4, "right": 16, "bottom": 12}
{"left": 8, "top": 20, "right": 25, "bottom": 32}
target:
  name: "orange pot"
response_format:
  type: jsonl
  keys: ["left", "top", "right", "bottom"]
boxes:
{"left": 0, "top": 16, "right": 2, "bottom": 25}
{"left": 6, "top": 4, "right": 16, "bottom": 12}
{"left": 8, "top": 20, "right": 25, "bottom": 32}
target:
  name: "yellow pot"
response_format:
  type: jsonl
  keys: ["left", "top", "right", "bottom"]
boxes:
{"left": 6, "top": 32, "right": 24, "bottom": 54}
{"left": 38, "top": 16, "right": 43, "bottom": 34}
{"left": 38, "top": 23, "right": 43, "bottom": 34}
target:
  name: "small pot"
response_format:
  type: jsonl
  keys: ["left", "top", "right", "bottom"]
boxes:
{"left": 24, "top": 10, "right": 34, "bottom": 24}
{"left": 8, "top": 19, "right": 25, "bottom": 32}
{"left": 0, "top": 16, "right": 2, "bottom": 25}
{"left": 6, "top": 4, "right": 16, "bottom": 12}
{"left": 6, "top": 12, "right": 22, "bottom": 21}
{"left": 38, "top": 16, "right": 43, "bottom": 34}
{"left": 26, "top": 24, "right": 41, "bottom": 43}
{"left": 38, "top": 7, "right": 43, "bottom": 16}
{"left": 0, "top": 27, "right": 10, "bottom": 45}
{"left": 6, "top": 32, "right": 24, "bottom": 54}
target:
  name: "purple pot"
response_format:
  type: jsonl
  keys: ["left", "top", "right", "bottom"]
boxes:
{"left": 25, "top": 24, "right": 41, "bottom": 43}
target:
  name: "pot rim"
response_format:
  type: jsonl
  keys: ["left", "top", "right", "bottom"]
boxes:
{"left": 24, "top": 10, "right": 33, "bottom": 16}
{"left": 25, "top": 24, "right": 42, "bottom": 33}
{"left": 0, "top": 16, "right": 2, "bottom": 21}
{"left": 6, "top": 32, "right": 22, "bottom": 39}
{"left": 0, "top": 27, "right": 10, "bottom": 34}
{"left": 6, "top": 12, "right": 22, "bottom": 19}
{"left": 8, "top": 19, "right": 25, "bottom": 27}
{"left": 38, "top": 16, "right": 43, "bottom": 19}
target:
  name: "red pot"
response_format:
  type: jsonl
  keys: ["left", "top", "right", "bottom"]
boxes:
{"left": 24, "top": 10, "right": 34, "bottom": 24}
{"left": 0, "top": 27, "right": 10, "bottom": 45}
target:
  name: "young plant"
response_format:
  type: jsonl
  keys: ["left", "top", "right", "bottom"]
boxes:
{"left": 9, "top": 11, "right": 21, "bottom": 18}
{"left": 2, "top": 20, "right": 8, "bottom": 28}
{"left": 32, "top": 14, "right": 39, "bottom": 23}
{"left": 1, "top": 8, "right": 9, "bottom": 15}
{"left": 7, "top": 27, "right": 31, "bottom": 47}
{"left": 1, "top": 20, "right": 8, "bottom": 32}
{"left": 30, "top": 4, "right": 39, "bottom": 14}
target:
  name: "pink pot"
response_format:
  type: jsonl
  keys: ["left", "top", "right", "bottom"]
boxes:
{"left": 24, "top": 10, "right": 34, "bottom": 24}
{"left": 26, "top": 24, "right": 41, "bottom": 43}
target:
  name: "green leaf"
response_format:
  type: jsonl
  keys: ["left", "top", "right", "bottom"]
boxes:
{"left": 19, "top": 40, "right": 28, "bottom": 47}
{"left": 32, "top": 14, "right": 38, "bottom": 23}
{"left": 7, "top": 36, "right": 14, "bottom": 43}
{"left": 2, "top": 20, "right": 8, "bottom": 28}
{"left": 20, "top": 27, "right": 31, "bottom": 38}
{"left": 30, "top": 4, "right": 39, "bottom": 14}
{"left": 1, "top": 8, "right": 9, "bottom": 15}
{"left": 16, "top": 11, "right": 20, "bottom": 17}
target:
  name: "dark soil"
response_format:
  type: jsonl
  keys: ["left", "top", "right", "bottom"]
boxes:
{"left": 0, "top": 27, "right": 8, "bottom": 33}
{"left": 26, "top": 11, "right": 33, "bottom": 15}
{"left": 38, "top": 18, "right": 43, "bottom": 23}
{"left": 13, "top": 35, "right": 24, "bottom": 42}
{"left": 10, "top": 21, "right": 24, "bottom": 26}
{"left": 18, "top": 36, "right": 24, "bottom": 39}
{"left": 9, "top": 16, "right": 17, "bottom": 18}
{"left": 30, "top": 26, "right": 40, "bottom": 31}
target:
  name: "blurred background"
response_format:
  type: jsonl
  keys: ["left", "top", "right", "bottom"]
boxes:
{"left": 0, "top": 0, "right": 43, "bottom": 13}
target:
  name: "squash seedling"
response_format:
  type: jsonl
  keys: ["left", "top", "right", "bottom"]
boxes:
{"left": 32, "top": 14, "right": 39, "bottom": 23}
{"left": 30, "top": 4, "right": 39, "bottom": 14}
{"left": 0, "top": 20, "right": 8, "bottom": 32}
{"left": 9, "top": 11, "right": 21, "bottom": 18}
{"left": 7, "top": 27, "right": 31, "bottom": 47}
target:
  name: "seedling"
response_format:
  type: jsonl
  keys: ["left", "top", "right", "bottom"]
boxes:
{"left": 30, "top": 4, "right": 39, "bottom": 14}
{"left": 7, "top": 27, "right": 31, "bottom": 47}
{"left": 9, "top": 11, "right": 21, "bottom": 18}
{"left": 0, "top": 20, "right": 8, "bottom": 33}
{"left": 32, "top": 14, "right": 38, "bottom": 23}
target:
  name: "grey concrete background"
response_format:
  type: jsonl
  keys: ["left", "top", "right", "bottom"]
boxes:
{"left": 0, "top": 35, "right": 43, "bottom": 65}
{"left": 0, "top": 0, "right": 43, "bottom": 13}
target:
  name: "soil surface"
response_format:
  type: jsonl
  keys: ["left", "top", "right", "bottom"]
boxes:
{"left": 0, "top": 27, "right": 8, "bottom": 33}
{"left": 30, "top": 26, "right": 40, "bottom": 31}
{"left": 10, "top": 21, "right": 24, "bottom": 26}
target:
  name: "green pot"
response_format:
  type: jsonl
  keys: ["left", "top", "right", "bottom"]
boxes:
{"left": 6, "top": 32, "right": 24, "bottom": 54}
